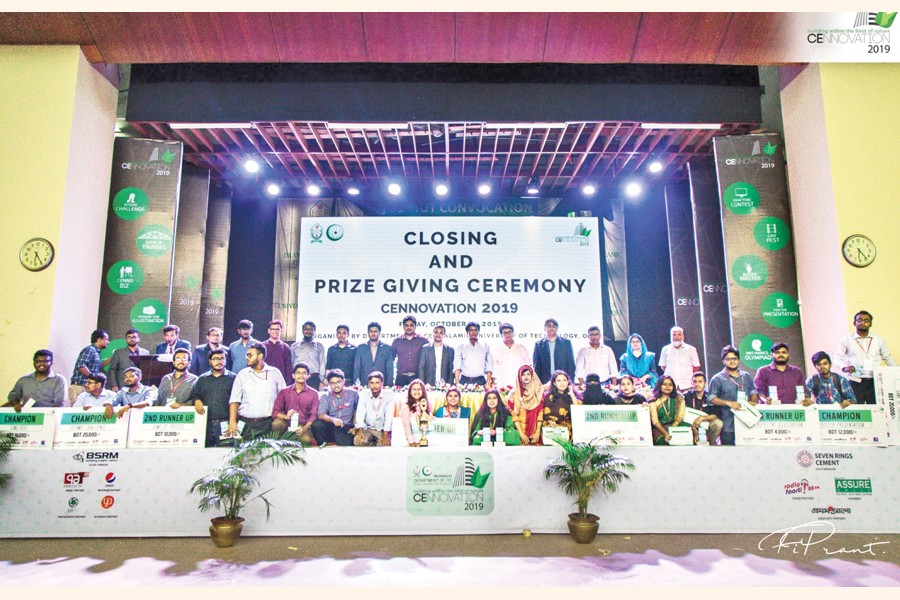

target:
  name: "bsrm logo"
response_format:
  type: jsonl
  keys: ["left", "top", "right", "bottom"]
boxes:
{"left": 87, "top": 452, "right": 119, "bottom": 460}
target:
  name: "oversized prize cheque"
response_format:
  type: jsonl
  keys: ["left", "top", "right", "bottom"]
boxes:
{"left": 815, "top": 405, "right": 889, "bottom": 446}
{"left": 53, "top": 408, "right": 129, "bottom": 449}
{"left": 570, "top": 405, "right": 653, "bottom": 446}
{"left": 874, "top": 366, "right": 900, "bottom": 444}
{"left": 0, "top": 408, "right": 56, "bottom": 449}
{"left": 126, "top": 407, "right": 208, "bottom": 448}
{"left": 735, "top": 406, "right": 819, "bottom": 445}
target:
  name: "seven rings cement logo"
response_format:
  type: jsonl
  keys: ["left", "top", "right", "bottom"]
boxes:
{"left": 796, "top": 450, "right": 814, "bottom": 468}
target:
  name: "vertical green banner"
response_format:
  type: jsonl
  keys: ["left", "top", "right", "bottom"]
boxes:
{"left": 169, "top": 166, "right": 210, "bottom": 346}
{"left": 199, "top": 183, "right": 232, "bottom": 334}
{"left": 713, "top": 134, "right": 804, "bottom": 371}
{"left": 98, "top": 138, "right": 183, "bottom": 351}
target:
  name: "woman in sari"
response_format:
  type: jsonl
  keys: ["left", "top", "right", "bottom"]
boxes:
{"left": 399, "top": 379, "right": 433, "bottom": 446}
{"left": 507, "top": 365, "right": 544, "bottom": 445}
{"left": 649, "top": 375, "right": 686, "bottom": 445}
{"left": 470, "top": 388, "right": 520, "bottom": 446}
{"left": 619, "top": 333, "right": 658, "bottom": 387}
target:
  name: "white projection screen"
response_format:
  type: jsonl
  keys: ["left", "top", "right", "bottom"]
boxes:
{"left": 297, "top": 216, "right": 603, "bottom": 357}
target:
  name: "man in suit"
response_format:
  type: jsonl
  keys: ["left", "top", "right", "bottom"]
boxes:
{"left": 352, "top": 322, "right": 395, "bottom": 386}
{"left": 155, "top": 324, "right": 192, "bottom": 355}
{"left": 189, "top": 327, "right": 226, "bottom": 376}
{"left": 532, "top": 318, "right": 576, "bottom": 384}
{"left": 107, "top": 328, "right": 149, "bottom": 391}
{"left": 418, "top": 324, "right": 455, "bottom": 386}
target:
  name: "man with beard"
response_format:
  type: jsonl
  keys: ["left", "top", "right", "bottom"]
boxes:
{"left": 352, "top": 322, "right": 394, "bottom": 386}
{"left": 263, "top": 320, "right": 293, "bottom": 384}
{"left": 188, "top": 348, "right": 236, "bottom": 447}
{"left": 69, "top": 329, "right": 110, "bottom": 405}
{"left": 107, "top": 329, "right": 149, "bottom": 391}
{"left": 159, "top": 348, "right": 199, "bottom": 406}
{"left": 353, "top": 371, "right": 394, "bottom": 446}
{"left": 325, "top": 324, "right": 356, "bottom": 385}
{"left": 271, "top": 362, "right": 319, "bottom": 445}
{"left": 391, "top": 315, "right": 429, "bottom": 388}
{"left": 835, "top": 310, "right": 896, "bottom": 404}
{"left": 154, "top": 324, "right": 192, "bottom": 355}
{"left": 709, "top": 345, "right": 759, "bottom": 446}
{"left": 189, "top": 327, "right": 226, "bottom": 376}
{"left": 228, "top": 342, "right": 286, "bottom": 439}
{"left": 72, "top": 372, "right": 117, "bottom": 419}
{"left": 7, "top": 349, "right": 68, "bottom": 411}
{"left": 112, "top": 367, "right": 158, "bottom": 418}
{"left": 418, "top": 325, "right": 454, "bottom": 386}
{"left": 228, "top": 319, "right": 258, "bottom": 373}
{"left": 290, "top": 321, "right": 326, "bottom": 390}
{"left": 658, "top": 326, "right": 701, "bottom": 393}
{"left": 753, "top": 342, "right": 809, "bottom": 405}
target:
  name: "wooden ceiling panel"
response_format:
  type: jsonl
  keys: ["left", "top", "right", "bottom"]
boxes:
{"left": 175, "top": 13, "right": 278, "bottom": 62}
{"left": 455, "top": 13, "right": 549, "bottom": 62}
{"left": 716, "top": 13, "right": 792, "bottom": 65}
{"left": 0, "top": 12, "right": 93, "bottom": 44}
{"left": 633, "top": 13, "right": 731, "bottom": 64}
{"left": 543, "top": 13, "right": 642, "bottom": 63}
{"left": 83, "top": 12, "right": 191, "bottom": 63}
{"left": 272, "top": 13, "right": 366, "bottom": 62}
{"left": 364, "top": 13, "right": 455, "bottom": 62}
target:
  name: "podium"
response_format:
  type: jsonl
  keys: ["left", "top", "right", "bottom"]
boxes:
{"left": 130, "top": 354, "right": 174, "bottom": 387}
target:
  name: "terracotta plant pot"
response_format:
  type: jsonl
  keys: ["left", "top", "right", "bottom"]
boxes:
{"left": 209, "top": 517, "right": 245, "bottom": 547}
{"left": 567, "top": 513, "right": 600, "bottom": 544}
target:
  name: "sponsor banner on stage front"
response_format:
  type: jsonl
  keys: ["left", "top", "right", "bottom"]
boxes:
{"left": 571, "top": 405, "right": 653, "bottom": 446}
{"left": 390, "top": 416, "right": 469, "bottom": 447}
{"left": 126, "top": 407, "right": 207, "bottom": 448}
{"left": 0, "top": 408, "right": 55, "bottom": 449}
{"left": 816, "top": 405, "right": 889, "bottom": 446}
{"left": 53, "top": 409, "right": 128, "bottom": 449}
{"left": 874, "top": 366, "right": 900, "bottom": 444}
{"left": 406, "top": 452, "right": 494, "bottom": 516}
{"left": 736, "top": 406, "right": 819, "bottom": 446}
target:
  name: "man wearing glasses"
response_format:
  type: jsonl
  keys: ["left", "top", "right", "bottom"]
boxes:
{"left": 228, "top": 342, "right": 286, "bottom": 439}
{"left": 708, "top": 345, "right": 759, "bottom": 446}
{"left": 72, "top": 372, "right": 117, "bottom": 419}
{"left": 7, "top": 349, "right": 68, "bottom": 411}
{"left": 158, "top": 348, "right": 198, "bottom": 407}
{"left": 454, "top": 322, "right": 493, "bottom": 386}
{"left": 835, "top": 310, "right": 896, "bottom": 405}
{"left": 311, "top": 368, "right": 359, "bottom": 446}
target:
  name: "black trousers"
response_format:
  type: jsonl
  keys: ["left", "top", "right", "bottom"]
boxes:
{"left": 311, "top": 419, "right": 355, "bottom": 446}
{"left": 395, "top": 373, "right": 417, "bottom": 387}
{"left": 850, "top": 378, "right": 876, "bottom": 404}
{"left": 239, "top": 416, "right": 273, "bottom": 439}
{"left": 459, "top": 375, "right": 486, "bottom": 386}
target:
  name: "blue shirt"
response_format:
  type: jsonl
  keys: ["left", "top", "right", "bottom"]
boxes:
{"left": 71, "top": 345, "right": 101, "bottom": 385}
{"left": 113, "top": 384, "right": 158, "bottom": 407}
{"left": 805, "top": 373, "right": 856, "bottom": 405}
{"left": 708, "top": 369, "right": 757, "bottom": 432}
{"left": 228, "top": 337, "right": 258, "bottom": 373}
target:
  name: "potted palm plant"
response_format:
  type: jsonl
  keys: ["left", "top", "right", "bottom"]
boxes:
{"left": 0, "top": 432, "right": 14, "bottom": 490}
{"left": 190, "top": 436, "right": 306, "bottom": 547}
{"left": 544, "top": 435, "right": 635, "bottom": 543}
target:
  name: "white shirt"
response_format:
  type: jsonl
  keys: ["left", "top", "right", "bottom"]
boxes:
{"left": 433, "top": 344, "right": 445, "bottom": 385}
{"left": 492, "top": 342, "right": 531, "bottom": 388}
{"left": 658, "top": 343, "right": 701, "bottom": 390}
{"left": 72, "top": 389, "right": 116, "bottom": 408}
{"left": 576, "top": 344, "right": 618, "bottom": 383}
{"left": 229, "top": 365, "right": 286, "bottom": 418}
{"left": 454, "top": 341, "right": 493, "bottom": 378}
{"left": 835, "top": 333, "right": 896, "bottom": 378}
{"left": 355, "top": 388, "right": 394, "bottom": 431}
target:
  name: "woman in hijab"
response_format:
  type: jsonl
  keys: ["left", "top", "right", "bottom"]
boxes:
{"left": 507, "top": 365, "right": 544, "bottom": 445}
{"left": 619, "top": 333, "right": 659, "bottom": 387}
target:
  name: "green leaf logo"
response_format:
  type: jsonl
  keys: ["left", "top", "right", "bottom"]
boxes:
{"left": 875, "top": 12, "right": 897, "bottom": 28}
{"left": 161, "top": 149, "right": 177, "bottom": 164}
{"left": 469, "top": 466, "right": 491, "bottom": 489}
{"left": 185, "top": 274, "right": 200, "bottom": 289}
{"left": 763, "top": 142, "right": 778, "bottom": 156}
{"left": 211, "top": 287, "right": 224, "bottom": 301}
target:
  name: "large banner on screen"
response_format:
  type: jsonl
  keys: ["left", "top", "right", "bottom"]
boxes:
{"left": 296, "top": 217, "right": 603, "bottom": 354}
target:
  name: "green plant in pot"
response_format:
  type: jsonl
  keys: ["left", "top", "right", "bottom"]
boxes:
{"left": 190, "top": 436, "right": 306, "bottom": 547}
{"left": 0, "top": 432, "right": 14, "bottom": 490}
{"left": 544, "top": 435, "right": 635, "bottom": 543}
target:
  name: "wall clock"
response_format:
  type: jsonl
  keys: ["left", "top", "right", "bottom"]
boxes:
{"left": 842, "top": 234, "right": 876, "bottom": 268}
{"left": 19, "top": 237, "right": 55, "bottom": 272}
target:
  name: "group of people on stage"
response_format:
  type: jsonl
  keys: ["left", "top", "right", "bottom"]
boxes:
{"left": 5, "top": 310, "right": 894, "bottom": 448}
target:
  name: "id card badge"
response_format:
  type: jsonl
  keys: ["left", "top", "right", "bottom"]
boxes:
{"left": 737, "top": 391, "right": 748, "bottom": 405}
{"left": 862, "top": 358, "right": 875, "bottom": 376}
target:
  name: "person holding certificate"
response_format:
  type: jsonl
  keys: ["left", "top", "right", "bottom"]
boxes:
{"left": 541, "top": 370, "right": 581, "bottom": 441}
{"left": 470, "top": 389, "right": 519, "bottom": 446}
{"left": 508, "top": 365, "right": 544, "bottom": 445}
{"left": 649, "top": 375, "right": 686, "bottom": 445}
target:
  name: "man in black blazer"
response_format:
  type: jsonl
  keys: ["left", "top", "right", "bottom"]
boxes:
{"left": 154, "top": 324, "right": 192, "bottom": 355}
{"left": 532, "top": 318, "right": 576, "bottom": 384}
{"left": 107, "top": 328, "right": 149, "bottom": 390}
{"left": 417, "top": 325, "right": 455, "bottom": 386}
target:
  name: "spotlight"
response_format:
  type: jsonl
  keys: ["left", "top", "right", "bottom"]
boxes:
{"left": 525, "top": 178, "right": 540, "bottom": 195}
{"left": 387, "top": 182, "right": 402, "bottom": 196}
{"left": 581, "top": 183, "right": 597, "bottom": 196}
{"left": 306, "top": 183, "right": 321, "bottom": 196}
{"left": 435, "top": 183, "right": 449, "bottom": 197}
{"left": 648, "top": 160, "right": 663, "bottom": 174}
{"left": 477, "top": 183, "right": 491, "bottom": 196}
{"left": 266, "top": 183, "right": 281, "bottom": 196}
{"left": 244, "top": 159, "right": 260, "bottom": 174}
{"left": 625, "top": 182, "right": 642, "bottom": 198}
{"left": 347, "top": 186, "right": 361, "bottom": 196}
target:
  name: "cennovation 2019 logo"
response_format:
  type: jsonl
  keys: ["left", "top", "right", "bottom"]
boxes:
{"left": 807, "top": 11, "right": 896, "bottom": 46}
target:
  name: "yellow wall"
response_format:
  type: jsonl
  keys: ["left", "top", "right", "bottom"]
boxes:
{"left": 0, "top": 47, "right": 81, "bottom": 393}
{"left": 820, "top": 63, "right": 900, "bottom": 345}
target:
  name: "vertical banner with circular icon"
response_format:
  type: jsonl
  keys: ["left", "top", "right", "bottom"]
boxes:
{"left": 97, "top": 138, "right": 183, "bottom": 349}
{"left": 199, "top": 184, "right": 232, "bottom": 334}
{"left": 713, "top": 134, "right": 804, "bottom": 370}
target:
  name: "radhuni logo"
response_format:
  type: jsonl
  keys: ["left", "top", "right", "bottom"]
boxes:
{"left": 724, "top": 140, "right": 778, "bottom": 166}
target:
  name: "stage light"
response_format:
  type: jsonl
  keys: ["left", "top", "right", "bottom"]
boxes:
{"left": 477, "top": 183, "right": 492, "bottom": 196}
{"left": 435, "top": 183, "right": 449, "bottom": 197}
{"left": 306, "top": 183, "right": 321, "bottom": 196}
{"left": 525, "top": 178, "right": 540, "bottom": 195}
{"left": 640, "top": 122, "right": 722, "bottom": 130}
{"left": 387, "top": 182, "right": 402, "bottom": 196}
{"left": 347, "top": 185, "right": 361, "bottom": 196}
{"left": 266, "top": 183, "right": 281, "bottom": 196}
{"left": 244, "top": 159, "right": 260, "bottom": 174}
{"left": 581, "top": 183, "right": 597, "bottom": 196}
{"left": 625, "top": 182, "right": 642, "bottom": 198}
{"left": 648, "top": 160, "right": 663, "bottom": 174}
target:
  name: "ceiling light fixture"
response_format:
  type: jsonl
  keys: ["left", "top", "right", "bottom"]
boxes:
{"left": 306, "top": 183, "right": 321, "bottom": 196}
{"left": 266, "top": 183, "right": 281, "bottom": 196}
{"left": 625, "top": 182, "right": 643, "bottom": 198}
{"left": 581, "top": 183, "right": 597, "bottom": 196}
{"left": 477, "top": 183, "right": 492, "bottom": 196}
{"left": 170, "top": 123, "right": 254, "bottom": 129}
{"left": 243, "top": 159, "right": 260, "bottom": 174}
{"left": 640, "top": 123, "right": 722, "bottom": 130}
{"left": 387, "top": 183, "right": 402, "bottom": 196}
{"left": 435, "top": 183, "right": 449, "bottom": 197}
{"left": 648, "top": 160, "right": 663, "bottom": 173}
{"left": 525, "top": 177, "right": 540, "bottom": 195}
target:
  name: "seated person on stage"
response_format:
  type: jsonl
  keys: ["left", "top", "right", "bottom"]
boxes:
{"left": 708, "top": 345, "right": 759, "bottom": 446}
{"left": 649, "top": 375, "right": 686, "bottom": 446}
{"left": 805, "top": 351, "right": 856, "bottom": 408}
{"left": 72, "top": 372, "right": 116, "bottom": 419}
{"left": 615, "top": 375, "right": 648, "bottom": 405}
{"left": 311, "top": 368, "right": 359, "bottom": 447}
{"left": 682, "top": 371, "right": 723, "bottom": 445}
{"left": 7, "top": 349, "right": 68, "bottom": 411}
{"left": 542, "top": 369, "right": 581, "bottom": 441}
{"left": 400, "top": 379, "right": 433, "bottom": 447}
{"left": 508, "top": 365, "right": 544, "bottom": 446}
{"left": 187, "top": 348, "right": 236, "bottom": 447}
{"left": 159, "top": 348, "right": 198, "bottom": 407}
{"left": 581, "top": 373, "right": 616, "bottom": 405}
{"left": 271, "top": 362, "right": 320, "bottom": 446}
{"left": 471, "top": 389, "right": 520, "bottom": 446}
{"left": 619, "top": 333, "right": 659, "bottom": 388}
{"left": 112, "top": 367, "right": 158, "bottom": 418}
{"left": 433, "top": 386, "right": 471, "bottom": 419}
{"left": 353, "top": 371, "right": 394, "bottom": 446}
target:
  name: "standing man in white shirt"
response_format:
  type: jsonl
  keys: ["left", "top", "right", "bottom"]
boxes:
{"left": 454, "top": 322, "right": 493, "bottom": 387}
{"left": 835, "top": 310, "right": 896, "bottom": 404}
{"left": 491, "top": 323, "right": 530, "bottom": 389}
{"left": 228, "top": 342, "right": 286, "bottom": 438}
{"left": 658, "top": 326, "right": 701, "bottom": 393}
{"left": 575, "top": 326, "right": 619, "bottom": 387}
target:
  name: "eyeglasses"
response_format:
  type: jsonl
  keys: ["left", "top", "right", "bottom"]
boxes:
{"left": 724, "top": 356, "right": 740, "bottom": 361}
{"left": 328, "top": 380, "right": 343, "bottom": 386}
{"left": 34, "top": 359, "right": 52, "bottom": 364}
